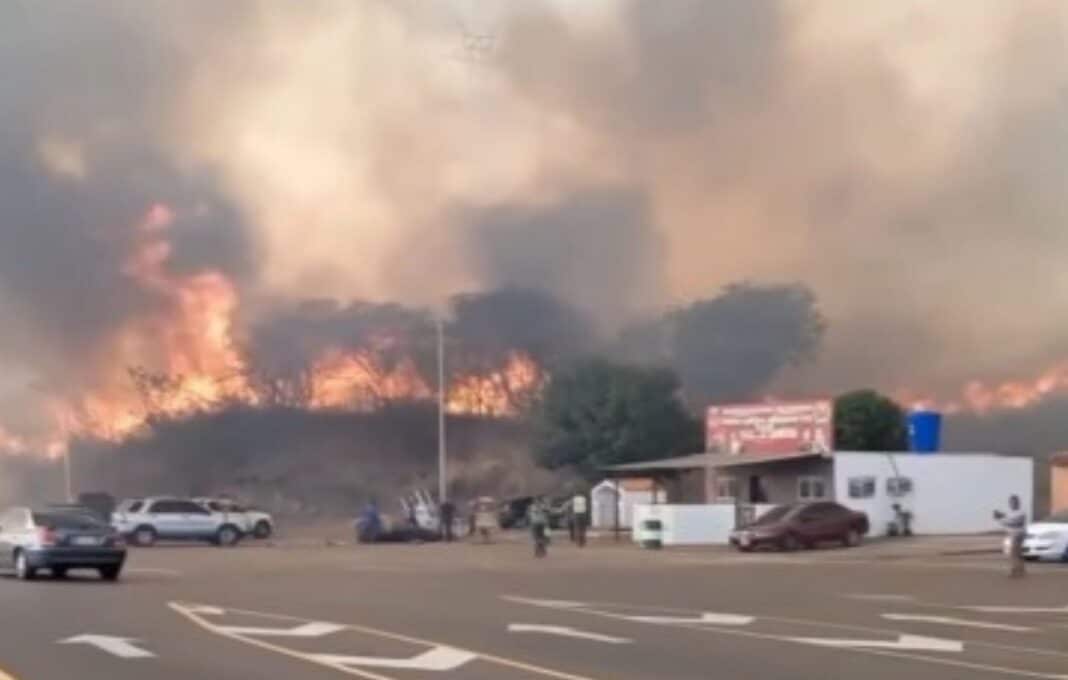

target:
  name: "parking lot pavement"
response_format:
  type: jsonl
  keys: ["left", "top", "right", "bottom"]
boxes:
{"left": 0, "top": 537, "right": 1064, "bottom": 679}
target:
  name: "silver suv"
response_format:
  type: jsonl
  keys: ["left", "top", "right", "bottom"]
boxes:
{"left": 111, "top": 497, "right": 244, "bottom": 547}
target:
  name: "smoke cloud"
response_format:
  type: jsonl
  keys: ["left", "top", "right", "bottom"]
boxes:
{"left": 2, "top": 1, "right": 1068, "bottom": 456}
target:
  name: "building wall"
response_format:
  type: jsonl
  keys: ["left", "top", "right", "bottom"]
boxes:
{"left": 713, "top": 459, "right": 834, "bottom": 505}
{"left": 833, "top": 452, "right": 1034, "bottom": 536}
{"left": 632, "top": 503, "right": 777, "bottom": 545}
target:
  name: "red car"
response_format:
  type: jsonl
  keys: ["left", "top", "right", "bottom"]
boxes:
{"left": 729, "top": 502, "right": 869, "bottom": 552}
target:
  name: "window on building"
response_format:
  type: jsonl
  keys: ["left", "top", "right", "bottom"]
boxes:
{"left": 848, "top": 476, "right": 876, "bottom": 499}
{"left": 715, "top": 476, "right": 739, "bottom": 502}
{"left": 887, "top": 476, "right": 914, "bottom": 497}
{"left": 798, "top": 476, "right": 827, "bottom": 501}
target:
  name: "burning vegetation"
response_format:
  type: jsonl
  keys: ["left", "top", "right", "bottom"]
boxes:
{"left": 3, "top": 204, "right": 546, "bottom": 456}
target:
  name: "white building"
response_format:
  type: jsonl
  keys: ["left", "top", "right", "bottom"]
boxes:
{"left": 608, "top": 450, "right": 1033, "bottom": 545}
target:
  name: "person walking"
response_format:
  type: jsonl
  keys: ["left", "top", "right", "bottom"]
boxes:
{"left": 528, "top": 497, "right": 550, "bottom": 558}
{"left": 994, "top": 494, "right": 1028, "bottom": 578}
{"left": 439, "top": 499, "right": 455, "bottom": 542}
{"left": 571, "top": 492, "right": 589, "bottom": 547}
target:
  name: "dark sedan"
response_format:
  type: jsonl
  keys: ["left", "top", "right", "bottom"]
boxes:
{"left": 729, "top": 502, "right": 869, "bottom": 552}
{"left": 0, "top": 507, "right": 126, "bottom": 581}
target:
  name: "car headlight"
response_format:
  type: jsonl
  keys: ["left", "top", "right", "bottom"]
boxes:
{"left": 1036, "top": 531, "right": 1063, "bottom": 540}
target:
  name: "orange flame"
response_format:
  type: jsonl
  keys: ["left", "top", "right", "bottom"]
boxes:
{"left": 309, "top": 350, "right": 432, "bottom": 410}
{"left": 447, "top": 351, "right": 543, "bottom": 416}
{"left": 899, "top": 359, "right": 1068, "bottom": 415}
{"left": 0, "top": 203, "right": 547, "bottom": 455}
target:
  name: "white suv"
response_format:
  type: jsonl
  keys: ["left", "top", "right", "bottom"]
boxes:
{"left": 194, "top": 498, "right": 274, "bottom": 539}
{"left": 112, "top": 497, "right": 244, "bottom": 547}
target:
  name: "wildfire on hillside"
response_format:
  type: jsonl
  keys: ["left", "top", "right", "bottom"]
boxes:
{"left": 0, "top": 204, "right": 545, "bottom": 456}
{"left": 900, "top": 360, "right": 1068, "bottom": 415}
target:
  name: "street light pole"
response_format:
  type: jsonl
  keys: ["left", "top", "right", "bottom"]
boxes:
{"left": 437, "top": 317, "right": 447, "bottom": 504}
{"left": 64, "top": 447, "right": 73, "bottom": 502}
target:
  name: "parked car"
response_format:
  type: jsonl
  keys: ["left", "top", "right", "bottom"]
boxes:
{"left": 111, "top": 497, "right": 245, "bottom": 547}
{"left": 0, "top": 506, "right": 126, "bottom": 581}
{"left": 76, "top": 492, "right": 116, "bottom": 523}
{"left": 729, "top": 502, "right": 869, "bottom": 552}
{"left": 1002, "top": 510, "right": 1068, "bottom": 562}
{"left": 194, "top": 498, "right": 274, "bottom": 539}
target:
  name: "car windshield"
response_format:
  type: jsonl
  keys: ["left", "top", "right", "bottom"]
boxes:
{"left": 751, "top": 505, "right": 799, "bottom": 525}
{"left": 32, "top": 512, "right": 106, "bottom": 530}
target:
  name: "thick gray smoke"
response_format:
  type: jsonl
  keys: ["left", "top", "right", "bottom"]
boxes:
{"left": 2, "top": 0, "right": 1068, "bottom": 460}
{"left": 618, "top": 283, "right": 825, "bottom": 405}
{"left": 461, "top": 188, "right": 664, "bottom": 328}
{"left": 0, "top": 1, "right": 256, "bottom": 436}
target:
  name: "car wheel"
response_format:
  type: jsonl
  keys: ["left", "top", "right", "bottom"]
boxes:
{"left": 99, "top": 565, "right": 121, "bottom": 582}
{"left": 14, "top": 551, "right": 36, "bottom": 581}
{"left": 780, "top": 533, "right": 802, "bottom": 552}
{"left": 215, "top": 525, "right": 240, "bottom": 547}
{"left": 51, "top": 567, "right": 68, "bottom": 579}
{"left": 134, "top": 526, "right": 157, "bottom": 547}
{"left": 253, "top": 520, "right": 272, "bottom": 539}
{"left": 844, "top": 529, "right": 862, "bottom": 547}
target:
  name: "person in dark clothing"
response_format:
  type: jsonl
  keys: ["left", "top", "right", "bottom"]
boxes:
{"left": 528, "top": 497, "right": 550, "bottom": 558}
{"left": 439, "top": 500, "right": 455, "bottom": 542}
{"left": 571, "top": 492, "right": 589, "bottom": 547}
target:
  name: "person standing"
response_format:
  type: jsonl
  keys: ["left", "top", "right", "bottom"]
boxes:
{"left": 994, "top": 494, "right": 1028, "bottom": 578}
{"left": 571, "top": 492, "right": 589, "bottom": 547}
{"left": 528, "top": 497, "right": 550, "bottom": 558}
{"left": 439, "top": 499, "right": 455, "bottom": 542}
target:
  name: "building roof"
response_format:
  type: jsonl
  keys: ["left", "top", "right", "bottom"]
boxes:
{"left": 604, "top": 449, "right": 1013, "bottom": 475}
{"left": 604, "top": 450, "right": 828, "bottom": 474}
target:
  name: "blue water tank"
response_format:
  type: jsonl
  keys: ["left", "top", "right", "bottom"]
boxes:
{"left": 908, "top": 410, "right": 942, "bottom": 453}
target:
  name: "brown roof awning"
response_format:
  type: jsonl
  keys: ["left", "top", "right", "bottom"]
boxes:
{"left": 604, "top": 450, "right": 829, "bottom": 474}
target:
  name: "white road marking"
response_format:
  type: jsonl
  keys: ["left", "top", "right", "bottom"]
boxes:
{"left": 170, "top": 602, "right": 598, "bottom": 680}
{"left": 503, "top": 597, "right": 586, "bottom": 609}
{"left": 219, "top": 622, "right": 346, "bottom": 638}
{"left": 507, "top": 595, "right": 1068, "bottom": 679}
{"left": 508, "top": 624, "right": 633, "bottom": 644}
{"left": 882, "top": 614, "right": 1035, "bottom": 632}
{"left": 125, "top": 567, "right": 182, "bottom": 576}
{"left": 58, "top": 635, "right": 155, "bottom": 659}
{"left": 306, "top": 648, "right": 476, "bottom": 671}
{"left": 963, "top": 605, "right": 1068, "bottom": 614}
{"left": 788, "top": 634, "right": 963, "bottom": 653}
{"left": 184, "top": 605, "right": 226, "bottom": 616}
{"left": 502, "top": 596, "right": 752, "bottom": 626}
{"left": 626, "top": 613, "right": 754, "bottom": 626}
{"left": 845, "top": 594, "right": 915, "bottom": 602}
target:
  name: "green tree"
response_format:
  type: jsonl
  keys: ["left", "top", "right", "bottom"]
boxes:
{"left": 834, "top": 389, "right": 907, "bottom": 451}
{"left": 532, "top": 359, "right": 703, "bottom": 479}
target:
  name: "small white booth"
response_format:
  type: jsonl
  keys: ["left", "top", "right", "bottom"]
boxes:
{"left": 590, "top": 478, "right": 664, "bottom": 529}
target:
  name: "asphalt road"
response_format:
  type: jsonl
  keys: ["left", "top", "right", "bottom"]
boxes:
{"left": 1, "top": 536, "right": 1066, "bottom": 679}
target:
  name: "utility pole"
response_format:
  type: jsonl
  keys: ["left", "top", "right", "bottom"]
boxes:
{"left": 64, "top": 447, "right": 73, "bottom": 502}
{"left": 437, "top": 317, "right": 447, "bottom": 503}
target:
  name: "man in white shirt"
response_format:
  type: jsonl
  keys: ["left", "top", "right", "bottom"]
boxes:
{"left": 994, "top": 494, "right": 1027, "bottom": 578}
{"left": 572, "top": 493, "right": 589, "bottom": 548}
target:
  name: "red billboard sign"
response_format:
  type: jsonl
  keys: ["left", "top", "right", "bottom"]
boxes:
{"left": 706, "top": 400, "right": 834, "bottom": 455}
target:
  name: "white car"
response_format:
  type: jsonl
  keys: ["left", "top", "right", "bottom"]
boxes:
{"left": 112, "top": 497, "right": 245, "bottom": 547}
{"left": 195, "top": 498, "right": 274, "bottom": 539}
{"left": 1002, "top": 510, "right": 1068, "bottom": 562}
